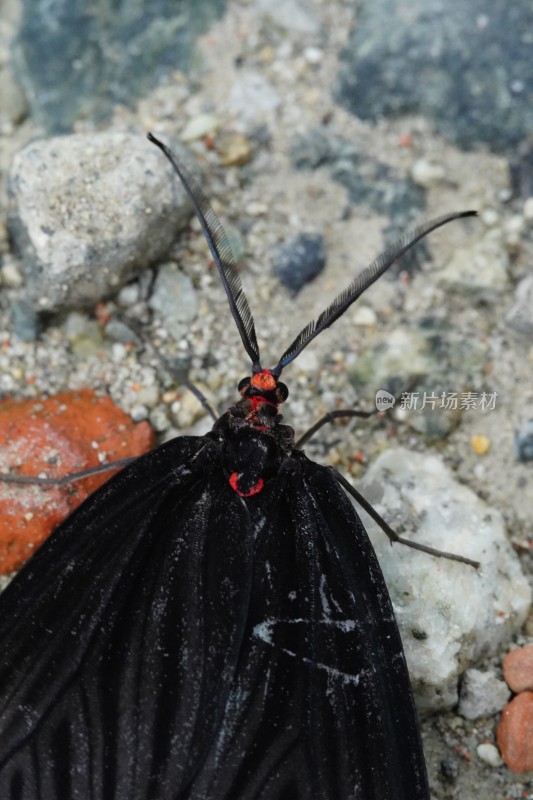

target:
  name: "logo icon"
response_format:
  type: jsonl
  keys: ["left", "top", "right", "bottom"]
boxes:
{"left": 375, "top": 390, "right": 395, "bottom": 412}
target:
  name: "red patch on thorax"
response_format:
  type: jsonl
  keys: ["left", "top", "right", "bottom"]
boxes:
{"left": 229, "top": 472, "right": 264, "bottom": 497}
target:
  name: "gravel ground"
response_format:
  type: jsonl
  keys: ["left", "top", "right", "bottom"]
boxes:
{"left": 0, "top": 0, "right": 532, "bottom": 797}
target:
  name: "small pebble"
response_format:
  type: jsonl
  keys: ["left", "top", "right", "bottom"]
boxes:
{"left": 134, "top": 385, "right": 159, "bottom": 409}
{"left": 523, "top": 197, "right": 533, "bottom": 220}
{"left": 503, "top": 645, "right": 533, "bottom": 693}
{"left": 471, "top": 434, "right": 491, "bottom": 455}
{"left": 303, "top": 46, "right": 323, "bottom": 65}
{"left": 476, "top": 742, "right": 503, "bottom": 768}
{"left": 352, "top": 305, "right": 377, "bottom": 326}
{"left": 411, "top": 158, "right": 446, "bottom": 188}
{"left": 458, "top": 668, "right": 510, "bottom": 720}
{"left": 130, "top": 404, "right": 149, "bottom": 422}
{"left": 105, "top": 319, "right": 140, "bottom": 345}
{"left": 216, "top": 132, "right": 252, "bottom": 167}
{"left": 149, "top": 407, "right": 171, "bottom": 432}
{"left": 497, "top": 691, "right": 533, "bottom": 772}
{"left": 480, "top": 208, "right": 500, "bottom": 226}
{"left": 273, "top": 232, "right": 326, "bottom": 294}
{"left": 0, "top": 258, "right": 23, "bottom": 288}
{"left": 247, "top": 201, "right": 268, "bottom": 216}
{"left": 117, "top": 284, "right": 140, "bottom": 307}
{"left": 439, "top": 757, "right": 459, "bottom": 784}
{"left": 111, "top": 343, "right": 127, "bottom": 363}
{"left": 181, "top": 113, "right": 220, "bottom": 142}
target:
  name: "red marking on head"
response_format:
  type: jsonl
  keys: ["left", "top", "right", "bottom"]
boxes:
{"left": 229, "top": 472, "right": 264, "bottom": 497}
{"left": 248, "top": 395, "right": 277, "bottom": 413}
{"left": 250, "top": 371, "right": 277, "bottom": 392}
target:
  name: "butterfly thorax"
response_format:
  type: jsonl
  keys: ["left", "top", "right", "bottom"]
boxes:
{"left": 212, "top": 370, "right": 295, "bottom": 497}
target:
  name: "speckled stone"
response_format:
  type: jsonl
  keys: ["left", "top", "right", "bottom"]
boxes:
{"left": 8, "top": 132, "right": 192, "bottom": 312}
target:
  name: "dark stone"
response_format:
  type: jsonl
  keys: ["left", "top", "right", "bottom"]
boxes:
{"left": 273, "top": 233, "right": 326, "bottom": 294}
{"left": 440, "top": 757, "right": 459, "bottom": 784}
{"left": 515, "top": 420, "right": 533, "bottom": 462}
{"left": 12, "top": 0, "right": 226, "bottom": 132}
{"left": 335, "top": 0, "right": 533, "bottom": 153}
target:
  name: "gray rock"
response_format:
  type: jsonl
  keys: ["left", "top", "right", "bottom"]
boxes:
{"left": 104, "top": 319, "right": 141, "bottom": 346}
{"left": 8, "top": 132, "right": 191, "bottom": 312}
{"left": 273, "top": 233, "right": 326, "bottom": 294}
{"left": 148, "top": 262, "right": 198, "bottom": 341}
{"left": 10, "top": 298, "right": 39, "bottom": 341}
{"left": 355, "top": 448, "right": 532, "bottom": 713}
{"left": 458, "top": 668, "right": 510, "bottom": 720}
{"left": 335, "top": 0, "right": 533, "bottom": 153}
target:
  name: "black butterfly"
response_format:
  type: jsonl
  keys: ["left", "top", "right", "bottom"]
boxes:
{"left": 0, "top": 133, "right": 477, "bottom": 799}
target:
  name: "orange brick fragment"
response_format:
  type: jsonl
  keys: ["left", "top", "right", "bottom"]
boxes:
{"left": 0, "top": 389, "right": 155, "bottom": 574}
{"left": 497, "top": 691, "right": 533, "bottom": 772}
{"left": 503, "top": 645, "right": 533, "bottom": 693}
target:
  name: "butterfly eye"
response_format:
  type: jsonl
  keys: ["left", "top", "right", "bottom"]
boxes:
{"left": 275, "top": 382, "right": 289, "bottom": 403}
{"left": 238, "top": 377, "right": 251, "bottom": 394}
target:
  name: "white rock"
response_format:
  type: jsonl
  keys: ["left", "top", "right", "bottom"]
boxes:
{"left": 303, "top": 46, "right": 323, "bottom": 65}
{"left": 352, "top": 305, "right": 377, "bottom": 326}
{"left": 458, "top": 668, "right": 511, "bottom": 719}
{"left": 476, "top": 742, "right": 503, "bottom": 767}
{"left": 480, "top": 208, "right": 499, "bottom": 227}
{"left": 523, "top": 197, "right": 533, "bottom": 221}
{"left": 0, "top": 257, "right": 23, "bottom": 288}
{"left": 354, "top": 448, "right": 532, "bottom": 713}
{"left": 411, "top": 159, "right": 446, "bottom": 188}
{"left": 181, "top": 113, "right": 220, "bottom": 142}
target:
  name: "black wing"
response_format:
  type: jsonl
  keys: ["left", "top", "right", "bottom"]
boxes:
{"left": 177, "top": 455, "right": 429, "bottom": 799}
{"left": 0, "top": 435, "right": 256, "bottom": 799}
{"left": 0, "top": 440, "right": 427, "bottom": 799}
